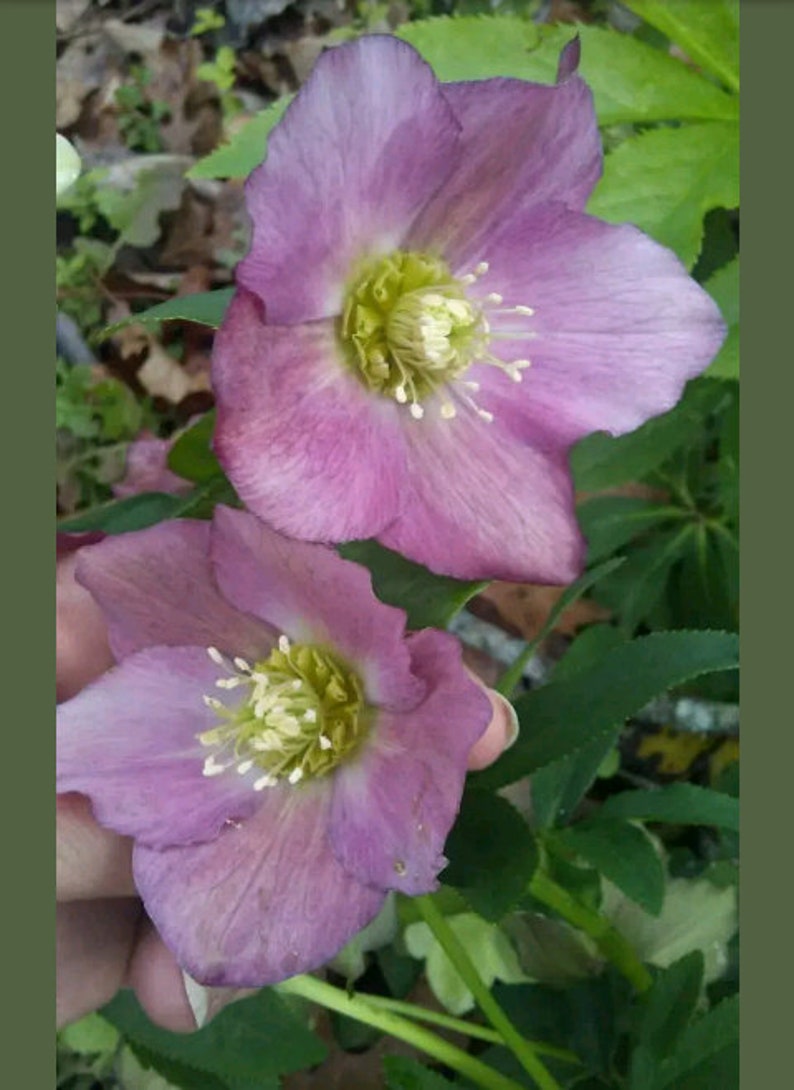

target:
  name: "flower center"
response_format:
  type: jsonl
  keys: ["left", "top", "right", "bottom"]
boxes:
{"left": 338, "top": 250, "right": 535, "bottom": 421}
{"left": 198, "top": 638, "right": 368, "bottom": 789}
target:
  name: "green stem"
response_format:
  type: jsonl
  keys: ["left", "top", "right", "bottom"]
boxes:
{"left": 529, "top": 870, "right": 652, "bottom": 994}
{"left": 276, "top": 975, "right": 526, "bottom": 1090}
{"left": 360, "top": 994, "right": 580, "bottom": 1065}
{"left": 415, "top": 897, "right": 563, "bottom": 1090}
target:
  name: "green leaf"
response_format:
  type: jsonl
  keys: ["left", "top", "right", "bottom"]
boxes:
{"left": 530, "top": 731, "right": 623, "bottom": 830}
{"left": 57, "top": 491, "right": 187, "bottom": 534}
{"left": 475, "top": 630, "right": 739, "bottom": 789}
{"left": 338, "top": 539, "right": 484, "bottom": 630}
{"left": 553, "top": 819, "right": 666, "bottom": 915}
{"left": 622, "top": 0, "right": 739, "bottom": 93}
{"left": 102, "top": 988, "right": 326, "bottom": 1082}
{"left": 384, "top": 1055, "right": 457, "bottom": 1090}
{"left": 102, "top": 289, "right": 234, "bottom": 337}
{"left": 397, "top": 14, "right": 547, "bottom": 82}
{"left": 587, "top": 122, "right": 739, "bottom": 269}
{"left": 599, "top": 784, "right": 739, "bottom": 832}
{"left": 571, "top": 380, "right": 724, "bottom": 491}
{"left": 497, "top": 555, "right": 625, "bottom": 696}
{"left": 593, "top": 525, "right": 696, "bottom": 636}
{"left": 187, "top": 98, "right": 291, "bottom": 179}
{"left": 703, "top": 258, "right": 739, "bottom": 379}
{"left": 443, "top": 789, "right": 539, "bottom": 920}
{"left": 167, "top": 411, "right": 224, "bottom": 484}
{"left": 553, "top": 624, "right": 627, "bottom": 682}
{"left": 629, "top": 952, "right": 705, "bottom": 1090}
{"left": 577, "top": 497, "right": 683, "bottom": 565}
{"left": 403, "top": 912, "right": 528, "bottom": 1015}
{"left": 59, "top": 1012, "right": 120, "bottom": 1056}
{"left": 652, "top": 995, "right": 738, "bottom": 1089}
{"left": 398, "top": 19, "right": 737, "bottom": 125}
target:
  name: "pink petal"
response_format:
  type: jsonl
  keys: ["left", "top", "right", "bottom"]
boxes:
{"left": 377, "top": 398, "right": 585, "bottom": 584}
{"left": 407, "top": 74, "right": 601, "bottom": 273}
{"left": 57, "top": 647, "right": 262, "bottom": 848}
{"left": 76, "top": 519, "right": 275, "bottom": 662}
{"left": 212, "top": 290, "right": 408, "bottom": 542}
{"left": 329, "top": 629, "right": 491, "bottom": 894}
{"left": 133, "top": 784, "right": 385, "bottom": 987}
{"left": 476, "top": 203, "right": 727, "bottom": 445}
{"left": 211, "top": 507, "right": 425, "bottom": 711}
{"left": 237, "top": 36, "right": 460, "bottom": 323}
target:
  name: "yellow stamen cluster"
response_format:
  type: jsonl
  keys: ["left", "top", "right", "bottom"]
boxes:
{"left": 198, "top": 638, "right": 368, "bottom": 789}
{"left": 338, "top": 250, "right": 535, "bottom": 422}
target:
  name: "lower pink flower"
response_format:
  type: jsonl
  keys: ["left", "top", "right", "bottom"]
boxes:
{"left": 56, "top": 506, "right": 491, "bottom": 986}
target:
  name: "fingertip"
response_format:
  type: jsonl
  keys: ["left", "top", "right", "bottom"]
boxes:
{"left": 466, "top": 689, "right": 519, "bottom": 771}
{"left": 126, "top": 922, "right": 198, "bottom": 1033}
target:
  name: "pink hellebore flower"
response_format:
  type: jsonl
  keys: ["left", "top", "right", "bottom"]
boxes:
{"left": 212, "top": 35, "right": 725, "bottom": 583}
{"left": 56, "top": 507, "right": 491, "bottom": 986}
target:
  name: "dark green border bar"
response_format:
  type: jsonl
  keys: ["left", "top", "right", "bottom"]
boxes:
{"left": 0, "top": 1, "right": 55, "bottom": 1084}
{"left": 740, "top": 2, "right": 785, "bottom": 1088}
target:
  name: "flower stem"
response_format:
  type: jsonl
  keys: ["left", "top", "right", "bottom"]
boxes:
{"left": 276, "top": 974, "right": 526, "bottom": 1090}
{"left": 528, "top": 870, "right": 652, "bottom": 994}
{"left": 415, "top": 896, "right": 563, "bottom": 1090}
{"left": 360, "top": 993, "right": 579, "bottom": 1065}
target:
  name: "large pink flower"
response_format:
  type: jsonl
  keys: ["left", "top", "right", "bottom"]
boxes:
{"left": 56, "top": 507, "right": 491, "bottom": 987}
{"left": 212, "top": 35, "right": 725, "bottom": 583}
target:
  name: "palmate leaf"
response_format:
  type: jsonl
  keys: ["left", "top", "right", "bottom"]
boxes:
{"left": 443, "top": 789, "right": 539, "bottom": 921}
{"left": 101, "top": 988, "right": 326, "bottom": 1084}
{"left": 398, "top": 19, "right": 737, "bottom": 125}
{"left": 587, "top": 121, "right": 739, "bottom": 269}
{"left": 183, "top": 16, "right": 737, "bottom": 186}
{"left": 622, "top": 0, "right": 740, "bottom": 93}
{"left": 552, "top": 818, "right": 666, "bottom": 915}
{"left": 651, "top": 995, "right": 739, "bottom": 1090}
{"left": 628, "top": 952, "right": 705, "bottom": 1090}
{"left": 475, "top": 630, "right": 739, "bottom": 790}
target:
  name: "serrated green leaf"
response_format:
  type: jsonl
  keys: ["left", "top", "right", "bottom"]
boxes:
{"left": 102, "top": 289, "right": 234, "bottom": 337}
{"left": 594, "top": 525, "right": 696, "bottom": 635}
{"left": 652, "top": 995, "right": 738, "bottom": 1089}
{"left": 571, "top": 380, "right": 724, "bottom": 491}
{"left": 338, "top": 539, "right": 484, "bottom": 630}
{"left": 554, "top": 819, "right": 666, "bottom": 915}
{"left": 102, "top": 988, "right": 326, "bottom": 1081}
{"left": 443, "top": 789, "right": 539, "bottom": 920}
{"left": 384, "top": 1055, "right": 457, "bottom": 1090}
{"left": 398, "top": 19, "right": 737, "bottom": 125}
{"left": 530, "top": 730, "right": 624, "bottom": 830}
{"left": 629, "top": 952, "right": 705, "bottom": 1090}
{"left": 187, "top": 98, "right": 291, "bottom": 179}
{"left": 167, "top": 411, "right": 224, "bottom": 484}
{"left": 587, "top": 122, "right": 739, "bottom": 269}
{"left": 578, "top": 497, "right": 684, "bottom": 565}
{"left": 703, "top": 258, "right": 739, "bottom": 379}
{"left": 475, "top": 630, "right": 738, "bottom": 790}
{"left": 622, "top": 0, "right": 739, "bottom": 93}
{"left": 599, "top": 783, "right": 739, "bottom": 832}
{"left": 497, "top": 555, "right": 625, "bottom": 696}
